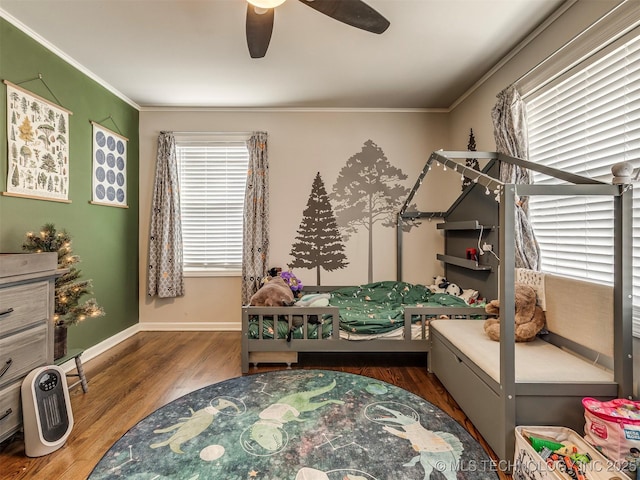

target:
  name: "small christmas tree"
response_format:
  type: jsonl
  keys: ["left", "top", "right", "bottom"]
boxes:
{"left": 22, "top": 223, "right": 104, "bottom": 327}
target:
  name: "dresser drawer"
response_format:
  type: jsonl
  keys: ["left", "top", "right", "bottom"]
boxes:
{"left": 0, "top": 381, "right": 22, "bottom": 440}
{"left": 0, "top": 323, "right": 48, "bottom": 389}
{"left": 0, "top": 281, "right": 50, "bottom": 337}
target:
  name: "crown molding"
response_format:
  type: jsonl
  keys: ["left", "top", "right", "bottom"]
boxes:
{"left": 139, "top": 105, "right": 447, "bottom": 113}
{"left": 0, "top": 8, "right": 140, "bottom": 110}
{"left": 449, "top": 0, "right": 579, "bottom": 111}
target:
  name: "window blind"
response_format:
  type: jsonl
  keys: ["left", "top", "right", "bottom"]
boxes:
{"left": 176, "top": 139, "right": 249, "bottom": 273}
{"left": 525, "top": 32, "right": 640, "bottom": 332}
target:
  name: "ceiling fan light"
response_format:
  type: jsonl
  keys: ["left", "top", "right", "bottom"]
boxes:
{"left": 247, "top": 0, "right": 286, "bottom": 8}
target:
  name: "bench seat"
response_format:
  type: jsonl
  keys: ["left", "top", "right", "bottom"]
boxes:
{"left": 430, "top": 320, "right": 613, "bottom": 384}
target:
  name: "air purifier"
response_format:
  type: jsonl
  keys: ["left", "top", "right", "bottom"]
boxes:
{"left": 21, "top": 365, "right": 74, "bottom": 457}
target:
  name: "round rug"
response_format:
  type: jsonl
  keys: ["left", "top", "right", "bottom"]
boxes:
{"left": 89, "top": 370, "right": 498, "bottom": 479}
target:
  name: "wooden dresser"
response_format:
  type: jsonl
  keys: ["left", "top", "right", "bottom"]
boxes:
{"left": 0, "top": 252, "right": 58, "bottom": 444}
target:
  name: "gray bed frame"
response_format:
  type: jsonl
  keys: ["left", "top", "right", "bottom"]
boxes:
{"left": 241, "top": 297, "right": 490, "bottom": 374}
{"left": 397, "top": 150, "right": 634, "bottom": 464}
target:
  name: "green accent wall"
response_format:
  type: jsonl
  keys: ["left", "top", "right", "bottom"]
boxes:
{"left": 0, "top": 18, "right": 139, "bottom": 349}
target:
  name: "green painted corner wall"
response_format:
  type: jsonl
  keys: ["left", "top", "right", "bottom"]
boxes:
{"left": 0, "top": 18, "right": 139, "bottom": 350}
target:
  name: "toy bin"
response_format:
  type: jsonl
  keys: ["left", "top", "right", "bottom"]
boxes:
{"left": 514, "top": 426, "right": 631, "bottom": 480}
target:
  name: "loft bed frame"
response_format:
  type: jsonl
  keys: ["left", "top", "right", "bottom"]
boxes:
{"left": 396, "top": 150, "right": 634, "bottom": 462}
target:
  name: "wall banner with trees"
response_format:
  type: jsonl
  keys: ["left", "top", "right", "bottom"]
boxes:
{"left": 4, "top": 80, "right": 72, "bottom": 202}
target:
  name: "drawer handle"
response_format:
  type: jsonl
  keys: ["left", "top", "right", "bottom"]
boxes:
{"left": 0, "top": 408, "right": 12, "bottom": 422}
{"left": 0, "top": 307, "right": 14, "bottom": 317}
{"left": 0, "top": 358, "right": 12, "bottom": 378}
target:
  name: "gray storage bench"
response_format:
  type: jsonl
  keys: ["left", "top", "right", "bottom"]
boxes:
{"left": 429, "top": 271, "right": 626, "bottom": 463}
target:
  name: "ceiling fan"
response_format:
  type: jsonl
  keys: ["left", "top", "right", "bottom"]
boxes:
{"left": 246, "top": 0, "right": 390, "bottom": 58}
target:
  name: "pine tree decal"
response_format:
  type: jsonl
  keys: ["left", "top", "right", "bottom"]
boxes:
{"left": 331, "top": 140, "right": 415, "bottom": 282}
{"left": 289, "top": 172, "right": 348, "bottom": 285}
{"left": 462, "top": 128, "right": 480, "bottom": 190}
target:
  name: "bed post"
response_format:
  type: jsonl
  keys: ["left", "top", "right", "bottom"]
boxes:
{"left": 241, "top": 307, "right": 250, "bottom": 374}
{"left": 614, "top": 184, "right": 633, "bottom": 399}
{"left": 499, "top": 183, "right": 517, "bottom": 466}
{"left": 397, "top": 154, "right": 439, "bottom": 281}
{"left": 397, "top": 212, "right": 403, "bottom": 281}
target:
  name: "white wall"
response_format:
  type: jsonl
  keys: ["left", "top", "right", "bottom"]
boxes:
{"left": 448, "top": 0, "right": 639, "bottom": 394}
{"left": 139, "top": 109, "right": 458, "bottom": 327}
{"left": 448, "top": 0, "right": 620, "bottom": 148}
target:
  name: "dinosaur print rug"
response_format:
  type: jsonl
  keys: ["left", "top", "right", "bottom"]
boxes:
{"left": 89, "top": 370, "right": 498, "bottom": 480}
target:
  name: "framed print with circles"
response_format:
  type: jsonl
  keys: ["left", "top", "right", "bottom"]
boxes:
{"left": 91, "top": 121, "right": 128, "bottom": 208}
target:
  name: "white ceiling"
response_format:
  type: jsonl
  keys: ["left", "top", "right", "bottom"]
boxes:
{"left": 0, "top": 0, "right": 567, "bottom": 109}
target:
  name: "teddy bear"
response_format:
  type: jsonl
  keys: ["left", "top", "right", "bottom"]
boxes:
{"left": 483, "top": 283, "right": 545, "bottom": 342}
{"left": 249, "top": 276, "right": 295, "bottom": 306}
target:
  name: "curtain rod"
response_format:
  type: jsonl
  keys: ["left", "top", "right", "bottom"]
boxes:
{"left": 167, "top": 131, "right": 254, "bottom": 135}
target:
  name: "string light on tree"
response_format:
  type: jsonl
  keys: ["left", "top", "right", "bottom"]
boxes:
{"left": 22, "top": 223, "right": 104, "bottom": 327}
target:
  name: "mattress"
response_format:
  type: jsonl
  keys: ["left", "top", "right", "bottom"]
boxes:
{"left": 339, "top": 323, "right": 428, "bottom": 341}
{"left": 430, "top": 319, "right": 613, "bottom": 383}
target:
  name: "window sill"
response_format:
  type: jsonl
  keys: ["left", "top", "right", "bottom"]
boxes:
{"left": 184, "top": 270, "right": 241, "bottom": 278}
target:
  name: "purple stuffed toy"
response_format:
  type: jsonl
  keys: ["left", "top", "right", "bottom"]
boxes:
{"left": 280, "top": 269, "right": 303, "bottom": 294}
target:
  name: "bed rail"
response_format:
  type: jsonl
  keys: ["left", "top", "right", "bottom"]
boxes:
{"left": 242, "top": 302, "right": 489, "bottom": 373}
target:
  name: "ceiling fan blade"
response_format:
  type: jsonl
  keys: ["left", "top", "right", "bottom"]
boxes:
{"left": 297, "top": 0, "right": 389, "bottom": 34}
{"left": 246, "top": 4, "right": 275, "bottom": 58}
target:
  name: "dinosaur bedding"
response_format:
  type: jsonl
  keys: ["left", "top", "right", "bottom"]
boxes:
{"left": 247, "top": 281, "right": 469, "bottom": 340}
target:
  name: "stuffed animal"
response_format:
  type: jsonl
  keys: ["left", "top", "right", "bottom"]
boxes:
{"left": 460, "top": 288, "right": 479, "bottom": 305}
{"left": 445, "top": 283, "right": 463, "bottom": 297}
{"left": 429, "top": 275, "right": 449, "bottom": 294}
{"left": 280, "top": 269, "right": 303, "bottom": 294}
{"left": 483, "top": 283, "right": 545, "bottom": 342}
{"left": 249, "top": 276, "right": 295, "bottom": 306}
{"left": 296, "top": 293, "right": 330, "bottom": 307}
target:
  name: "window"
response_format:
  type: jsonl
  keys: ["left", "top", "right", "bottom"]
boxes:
{"left": 176, "top": 135, "right": 249, "bottom": 275}
{"left": 525, "top": 31, "right": 640, "bottom": 333}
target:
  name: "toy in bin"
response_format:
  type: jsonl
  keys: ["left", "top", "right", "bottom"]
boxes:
{"left": 525, "top": 431, "right": 593, "bottom": 480}
{"left": 514, "top": 426, "right": 631, "bottom": 480}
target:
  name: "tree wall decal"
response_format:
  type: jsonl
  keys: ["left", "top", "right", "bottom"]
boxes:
{"left": 330, "top": 139, "right": 416, "bottom": 283}
{"left": 289, "top": 172, "right": 348, "bottom": 285}
{"left": 462, "top": 128, "right": 480, "bottom": 191}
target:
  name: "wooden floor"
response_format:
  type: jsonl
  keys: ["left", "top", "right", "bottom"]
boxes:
{"left": 1, "top": 331, "right": 510, "bottom": 479}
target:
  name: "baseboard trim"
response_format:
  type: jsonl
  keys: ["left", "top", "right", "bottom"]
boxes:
{"left": 57, "top": 322, "right": 241, "bottom": 373}
{"left": 57, "top": 323, "right": 141, "bottom": 373}
{"left": 139, "top": 322, "right": 241, "bottom": 332}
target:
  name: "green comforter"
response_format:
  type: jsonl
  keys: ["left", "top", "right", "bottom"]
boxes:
{"left": 331, "top": 281, "right": 468, "bottom": 335}
{"left": 247, "top": 281, "right": 471, "bottom": 340}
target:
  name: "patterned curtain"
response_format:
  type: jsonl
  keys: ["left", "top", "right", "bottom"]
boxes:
{"left": 148, "top": 132, "right": 185, "bottom": 297}
{"left": 242, "top": 132, "right": 270, "bottom": 304}
{"left": 491, "top": 85, "right": 541, "bottom": 271}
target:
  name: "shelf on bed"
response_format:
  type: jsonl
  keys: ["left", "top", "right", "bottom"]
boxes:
{"left": 436, "top": 220, "right": 493, "bottom": 230}
{"left": 436, "top": 253, "right": 492, "bottom": 271}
